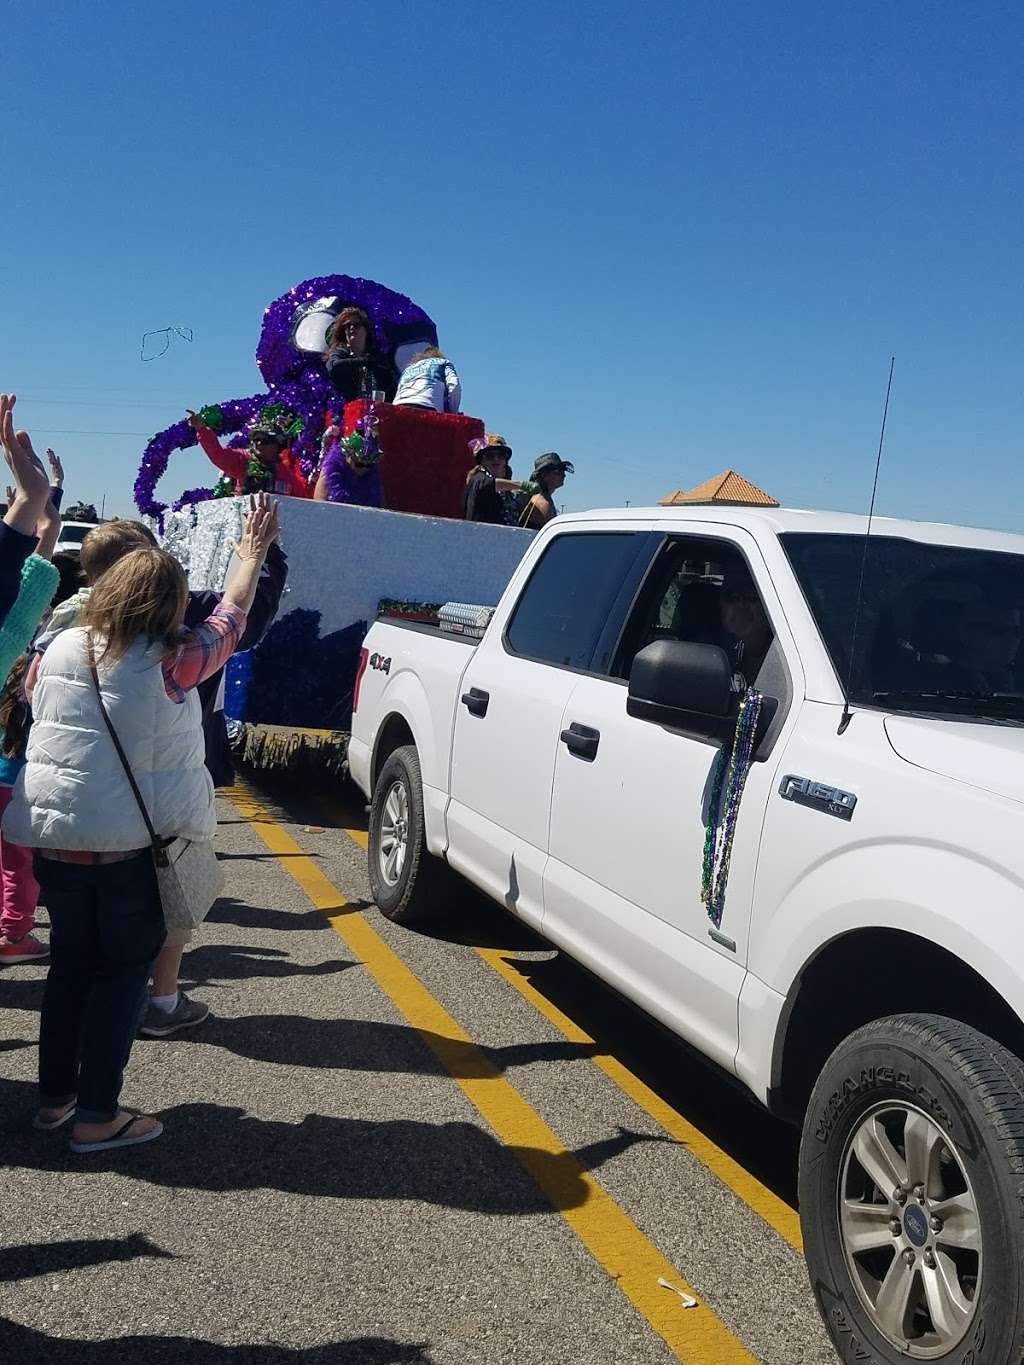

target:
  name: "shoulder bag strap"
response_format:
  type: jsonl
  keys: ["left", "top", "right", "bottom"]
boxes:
{"left": 86, "top": 640, "right": 167, "bottom": 861}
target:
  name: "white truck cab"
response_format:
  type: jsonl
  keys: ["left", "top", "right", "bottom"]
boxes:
{"left": 351, "top": 505, "right": 1024, "bottom": 1362}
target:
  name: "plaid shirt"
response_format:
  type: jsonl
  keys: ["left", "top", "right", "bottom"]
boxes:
{"left": 26, "top": 600, "right": 247, "bottom": 704}
{"left": 162, "top": 602, "right": 246, "bottom": 702}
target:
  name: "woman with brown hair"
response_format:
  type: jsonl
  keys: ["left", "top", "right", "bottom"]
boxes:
{"left": 323, "top": 306, "right": 398, "bottom": 404}
{"left": 3, "top": 496, "right": 279, "bottom": 1152}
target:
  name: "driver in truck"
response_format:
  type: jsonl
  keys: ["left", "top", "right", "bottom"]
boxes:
{"left": 719, "top": 566, "right": 772, "bottom": 685}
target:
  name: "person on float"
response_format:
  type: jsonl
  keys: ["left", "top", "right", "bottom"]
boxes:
{"left": 463, "top": 435, "right": 531, "bottom": 525}
{"left": 186, "top": 409, "right": 310, "bottom": 498}
{"left": 392, "top": 347, "right": 462, "bottom": 414}
{"left": 322, "top": 307, "right": 398, "bottom": 404}
{"left": 313, "top": 423, "right": 384, "bottom": 508}
{"left": 519, "top": 452, "right": 574, "bottom": 529}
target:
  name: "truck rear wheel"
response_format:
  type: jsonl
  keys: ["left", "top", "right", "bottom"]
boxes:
{"left": 368, "top": 744, "right": 451, "bottom": 924}
{"left": 799, "top": 1013, "right": 1024, "bottom": 1364}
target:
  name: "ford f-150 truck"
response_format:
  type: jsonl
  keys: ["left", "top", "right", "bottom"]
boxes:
{"left": 350, "top": 504, "right": 1024, "bottom": 1363}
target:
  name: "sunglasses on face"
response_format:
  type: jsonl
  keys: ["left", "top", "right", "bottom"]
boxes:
{"left": 723, "top": 588, "right": 759, "bottom": 606}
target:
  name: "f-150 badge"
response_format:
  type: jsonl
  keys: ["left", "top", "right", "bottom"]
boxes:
{"left": 779, "top": 775, "right": 857, "bottom": 821}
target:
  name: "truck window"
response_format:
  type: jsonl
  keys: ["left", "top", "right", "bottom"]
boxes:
{"left": 614, "top": 536, "right": 776, "bottom": 690}
{"left": 505, "top": 532, "right": 650, "bottom": 671}
{"left": 781, "top": 532, "right": 1024, "bottom": 715}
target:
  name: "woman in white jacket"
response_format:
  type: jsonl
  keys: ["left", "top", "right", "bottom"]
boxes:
{"left": 5, "top": 494, "right": 279, "bottom": 1153}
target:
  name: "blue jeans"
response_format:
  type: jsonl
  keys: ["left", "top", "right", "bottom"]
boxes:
{"left": 36, "top": 853, "right": 166, "bottom": 1124}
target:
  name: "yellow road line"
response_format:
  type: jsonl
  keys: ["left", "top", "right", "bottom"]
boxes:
{"left": 229, "top": 785, "right": 756, "bottom": 1364}
{"left": 338, "top": 817, "right": 802, "bottom": 1252}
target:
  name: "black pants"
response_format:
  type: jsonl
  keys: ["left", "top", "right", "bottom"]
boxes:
{"left": 36, "top": 853, "right": 166, "bottom": 1124}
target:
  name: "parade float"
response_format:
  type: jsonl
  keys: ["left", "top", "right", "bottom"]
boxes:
{"left": 136, "top": 275, "right": 534, "bottom": 768}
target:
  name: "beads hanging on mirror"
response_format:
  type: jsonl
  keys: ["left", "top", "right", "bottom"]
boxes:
{"left": 701, "top": 688, "right": 764, "bottom": 928}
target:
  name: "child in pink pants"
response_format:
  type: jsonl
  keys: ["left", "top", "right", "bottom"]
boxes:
{"left": 0, "top": 655, "right": 45, "bottom": 964}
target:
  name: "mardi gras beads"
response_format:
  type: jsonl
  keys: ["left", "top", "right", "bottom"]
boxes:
{"left": 701, "top": 688, "right": 764, "bottom": 929}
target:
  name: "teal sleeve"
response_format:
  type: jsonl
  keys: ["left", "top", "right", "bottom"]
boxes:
{"left": 0, "top": 554, "right": 59, "bottom": 683}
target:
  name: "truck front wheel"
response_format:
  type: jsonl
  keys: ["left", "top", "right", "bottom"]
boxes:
{"left": 368, "top": 744, "right": 450, "bottom": 924}
{"left": 800, "top": 1013, "right": 1024, "bottom": 1363}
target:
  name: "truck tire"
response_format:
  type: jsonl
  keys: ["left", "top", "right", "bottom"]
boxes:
{"left": 799, "top": 1013, "right": 1024, "bottom": 1364}
{"left": 368, "top": 744, "right": 451, "bottom": 924}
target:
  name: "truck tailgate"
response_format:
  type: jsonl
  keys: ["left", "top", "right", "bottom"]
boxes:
{"left": 349, "top": 619, "right": 479, "bottom": 800}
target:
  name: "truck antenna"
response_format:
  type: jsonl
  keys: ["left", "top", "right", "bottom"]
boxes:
{"left": 838, "top": 356, "right": 895, "bottom": 735}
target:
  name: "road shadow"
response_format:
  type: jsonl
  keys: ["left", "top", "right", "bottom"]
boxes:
{"left": 0, "top": 1079, "right": 668, "bottom": 1216}
{"left": 500, "top": 949, "right": 801, "bottom": 1205}
{"left": 0, "top": 972, "right": 44, "bottom": 1014}
{"left": 0, "top": 1320, "right": 432, "bottom": 1364}
{"left": 237, "top": 774, "right": 803, "bottom": 1207}
{"left": 216, "top": 851, "right": 314, "bottom": 862}
{"left": 181, "top": 945, "right": 357, "bottom": 987}
{"left": 187, "top": 1013, "right": 599, "bottom": 1075}
{"left": 205, "top": 898, "right": 333, "bottom": 933}
{"left": 0, "top": 1038, "right": 34, "bottom": 1054}
{"left": 236, "top": 775, "right": 366, "bottom": 836}
{"left": 0, "top": 1232, "right": 174, "bottom": 1282}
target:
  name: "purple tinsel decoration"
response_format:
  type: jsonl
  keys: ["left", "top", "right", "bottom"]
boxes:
{"left": 172, "top": 487, "right": 216, "bottom": 513}
{"left": 134, "top": 274, "right": 437, "bottom": 523}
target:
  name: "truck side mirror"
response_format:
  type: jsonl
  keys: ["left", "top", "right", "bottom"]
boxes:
{"left": 627, "top": 638, "right": 780, "bottom": 749}
{"left": 627, "top": 638, "right": 734, "bottom": 728}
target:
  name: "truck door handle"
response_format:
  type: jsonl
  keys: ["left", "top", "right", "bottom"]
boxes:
{"left": 560, "top": 722, "right": 600, "bottom": 761}
{"left": 461, "top": 687, "right": 490, "bottom": 717}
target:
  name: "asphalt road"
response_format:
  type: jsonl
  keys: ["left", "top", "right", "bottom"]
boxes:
{"left": 0, "top": 773, "right": 837, "bottom": 1364}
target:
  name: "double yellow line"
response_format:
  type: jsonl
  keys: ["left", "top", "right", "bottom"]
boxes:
{"left": 229, "top": 785, "right": 784, "bottom": 1362}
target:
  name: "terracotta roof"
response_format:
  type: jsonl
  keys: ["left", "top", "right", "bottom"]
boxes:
{"left": 659, "top": 470, "right": 779, "bottom": 507}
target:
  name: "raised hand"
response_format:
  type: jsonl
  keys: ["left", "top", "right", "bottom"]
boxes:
{"left": 46, "top": 448, "right": 64, "bottom": 487}
{"left": 2, "top": 393, "right": 53, "bottom": 535}
{"left": 186, "top": 409, "right": 204, "bottom": 431}
{"left": 35, "top": 497, "right": 62, "bottom": 562}
{"left": 223, "top": 493, "right": 281, "bottom": 617}
{"left": 231, "top": 491, "right": 280, "bottom": 563}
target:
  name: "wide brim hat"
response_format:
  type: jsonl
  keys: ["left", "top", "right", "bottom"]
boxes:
{"left": 470, "top": 434, "right": 512, "bottom": 461}
{"left": 533, "top": 452, "right": 574, "bottom": 477}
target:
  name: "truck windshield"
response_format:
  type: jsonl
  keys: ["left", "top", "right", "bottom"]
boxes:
{"left": 57, "top": 524, "right": 91, "bottom": 544}
{"left": 780, "top": 532, "right": 1024, "bottom": 720}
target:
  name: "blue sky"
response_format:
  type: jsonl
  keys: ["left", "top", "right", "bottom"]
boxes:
{"left": 2, "top": 2, "right": 1021, "bottom": 526}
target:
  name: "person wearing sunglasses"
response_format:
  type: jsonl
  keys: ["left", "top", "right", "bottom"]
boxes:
{"left": 463, "top": 435, "right": 530, "bottom": 524}
{"left": 519, "top": 452, "right": 575, "bottom": 530}
{"left": 322, "top": 306, "right": 398, "bottom": 405}
{"left": 187, "top": 409, "right": 311, "bottom": 499}
{"left": 719, "top": 567, "right": 772, "bottom": 685}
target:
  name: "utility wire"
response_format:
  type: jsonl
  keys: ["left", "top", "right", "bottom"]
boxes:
{"left": 28, "top": 428, "right": 162, "bottom": 437}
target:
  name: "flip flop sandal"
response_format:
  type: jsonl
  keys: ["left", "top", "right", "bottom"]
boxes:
{"left": 70, "top": 1113, "right": 163, "bottom": 1154}
{"left": 33, "top": 1102, "right": 77, "bottom": 1131}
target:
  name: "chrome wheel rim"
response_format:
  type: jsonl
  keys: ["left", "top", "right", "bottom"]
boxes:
{"left": 378, "top": 779, "right": 409, "bottom": 887}
{"left": 838, "top": 1102, "right": 981, "bottom": 1357}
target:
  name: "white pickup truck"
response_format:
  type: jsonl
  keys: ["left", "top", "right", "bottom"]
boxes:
{"left": 350, "top": 504, "right": 1024, "bottom": 1364}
